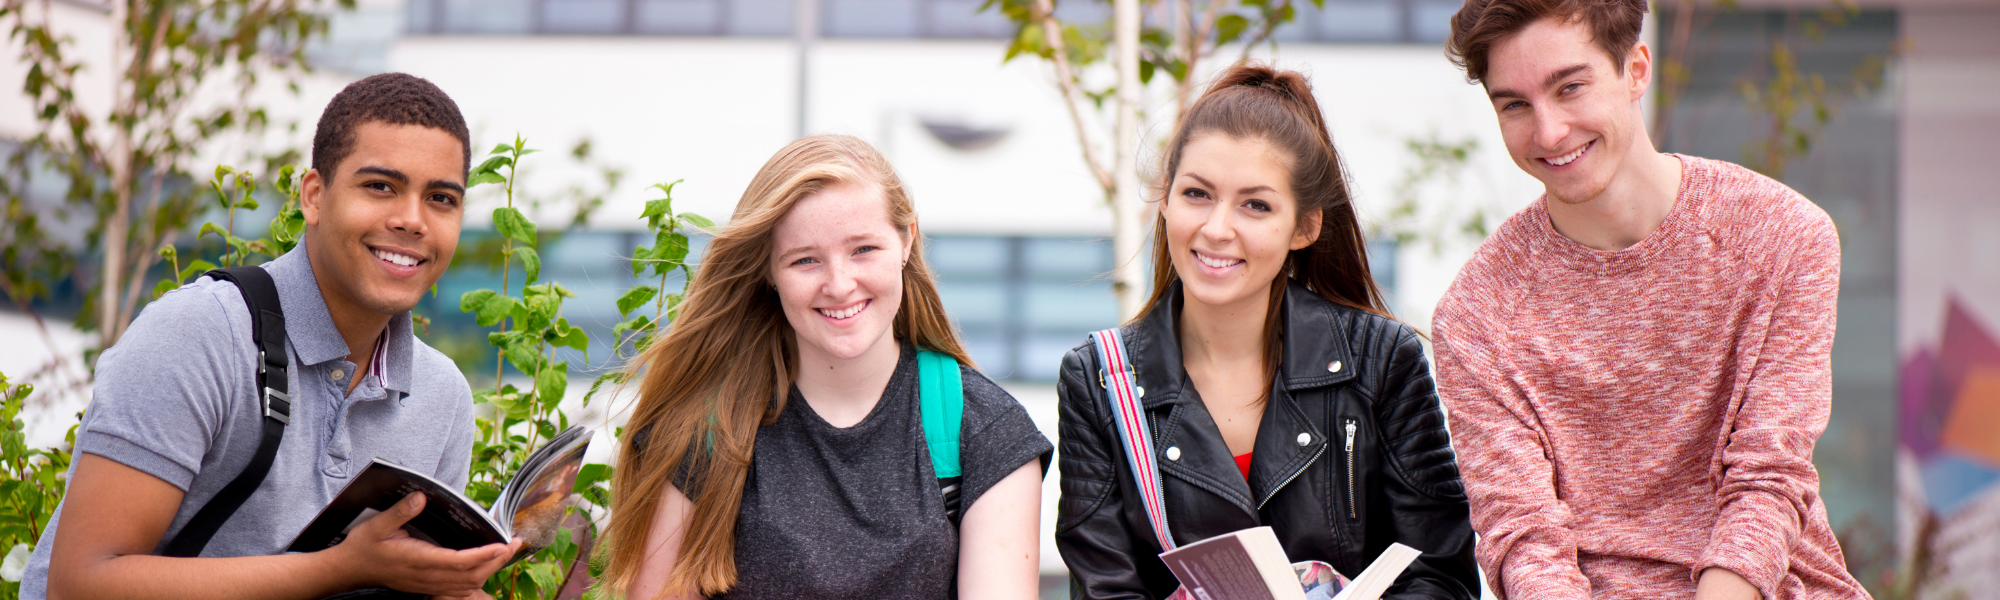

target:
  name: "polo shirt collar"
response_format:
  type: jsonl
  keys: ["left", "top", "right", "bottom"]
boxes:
{"left": 263, "top": 242, "right": 415, "bottom": 393}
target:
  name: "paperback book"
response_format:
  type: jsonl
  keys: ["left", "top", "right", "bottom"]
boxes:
{"left": 1158, "top": 526, "right": 1422, "bottom": 600}
{"left": 287, "top": 425, "right": 594, "bottom": 564}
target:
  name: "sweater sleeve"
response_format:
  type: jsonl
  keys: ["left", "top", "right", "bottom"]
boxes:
{"left": 1432, "top": 308, "right": 1591, "bottom": 600}
{"left": 1692, "top": 216, "right": 1841, "bottom": 596}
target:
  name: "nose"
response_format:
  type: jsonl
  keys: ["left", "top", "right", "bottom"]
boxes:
{"left": 1533, "top": 106, "right": 1570, "bottom": 153}
{"left": 1197, "top": 199, "right": 1235, "bottom": 244}
{"left": 824, "top": 255, "right": 859, "bottom": 298}
{"left": 385, "top": 191, "right": 428, "bottom": 237}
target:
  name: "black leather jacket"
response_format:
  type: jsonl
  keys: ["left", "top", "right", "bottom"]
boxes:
{"left": 1054, "top": 281, "right": 1479, "bottom": 599}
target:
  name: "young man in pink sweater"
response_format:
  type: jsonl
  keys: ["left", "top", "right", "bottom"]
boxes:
{"left": 1432, "top": 1, "right": 1870, "bottom": 599}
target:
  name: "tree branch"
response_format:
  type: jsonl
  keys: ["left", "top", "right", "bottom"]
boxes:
{"left": 1030, "top": 0, "right": 1115, "bottom": 193}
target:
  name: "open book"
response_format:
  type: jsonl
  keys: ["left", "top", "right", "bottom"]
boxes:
{"left": 1158, "top": 526, "right": 1421, "bottom": 600}
{"left": 286, "top": 425, "right": 594, "bottom": 564}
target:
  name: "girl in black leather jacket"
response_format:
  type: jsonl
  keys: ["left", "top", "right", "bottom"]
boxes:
{"left": 1053, "top": 64, "right": 1479, "bottom": 600}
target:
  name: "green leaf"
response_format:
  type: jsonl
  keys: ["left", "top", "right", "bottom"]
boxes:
{"left": 476, "top": 294, "right": 518, "bottom": 327}
{"left": 490, "top": 143, "right": 514, "bottom": 156}
{"left": 640, "top": 197, "right": 671, "bottom": 221}
{"left": 1139, "top": 59, "right": 1155, "bottom": 84}
{"left": 679, "top": 212, "right": 715, "bottom": 229}
{"left": 152, "top": 279, "right": 179, "bottom": 300}
{"left": 537, "top": 364, "right": 568, "bottom": 407}
{"left": 652, "top": 230, "right": 689, "bottom": 275}
{"left": 467, "top": 170, "right": 506, "bottom": 188}
{"left": 616, "top": 286, "right": 658, "bottom": 317}
{"left": 1215, "top": 14, "right": 1250, "bottom": 46}
{"left": 630, "top": 246, "right": 651, "bottom": 277}
{"left": 573, "top": 463, "right": 611, "bottom": 494}
{"left": 198, "top": 222, "right": 229, "bottom": 242}
{"left": 553, "top": 321, "right": 590, "bottom": 354}
{"left": 472, "top": 154, "right": 513, "bottom": 174}
{"left": 525, "top": 561, "right": 566, "bottom": 597}
{"left": 233, "top": 195, "right": 260, "bottom": 211}
{"left": 505, "top": 342, "right": 545, "bottom": 377}
{"left": 493, "top": 207, "right": 538, "bottom": 247}
{"left": 517, "top": 246, "right": 542, "bottom": 284}
{"left": 179, "top": 259, "right": 219, "bottom": 282}
{"left": 460, "top": 289, "right": 498, "bottom": 315}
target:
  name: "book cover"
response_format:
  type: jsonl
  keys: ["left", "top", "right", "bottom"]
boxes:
{"left": 1157, "top": 527, "right": 1421, "bottom": 600}
{"left": 286, "top": 425, "right": 594, "bottom": 564}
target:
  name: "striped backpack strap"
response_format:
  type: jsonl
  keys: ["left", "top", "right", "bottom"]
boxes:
{"left": 1089, "top": 328, "right": 1175, "bottom": 551}
{"left": 916, "top": 349, "right": 965, "bottom": 524}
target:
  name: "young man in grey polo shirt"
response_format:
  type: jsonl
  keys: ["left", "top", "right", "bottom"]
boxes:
{"left": 23, "top": 73, "right": 519, "bottom": 600}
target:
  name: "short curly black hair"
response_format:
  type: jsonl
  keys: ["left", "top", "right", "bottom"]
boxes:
{"left": 311, "top": 72, "right": 471, "bottom": 179}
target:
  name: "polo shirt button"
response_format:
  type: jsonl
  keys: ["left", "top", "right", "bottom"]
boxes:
{"left": 1327, "top": 361, "right": 1342, "bottom": 373}
{"left": 330, "top": 369, "right": 345, "bottom": 381}
{"left": 1166, "top": 446, "right": 1182, "bottom": 461}
{"left": 1297, "top": 433, "right": 1312, "bottom": 446}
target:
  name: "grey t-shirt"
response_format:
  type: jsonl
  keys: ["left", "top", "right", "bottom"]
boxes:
{"left": 696, "top": 345, "right": 1052, "bottom": 600}
{"left": 21, "top": 244, "right": 476, "bottom": 599}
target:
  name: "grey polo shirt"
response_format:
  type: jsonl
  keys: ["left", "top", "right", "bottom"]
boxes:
{"left": 21, "top": 243, "right": 476, "bottom": 599}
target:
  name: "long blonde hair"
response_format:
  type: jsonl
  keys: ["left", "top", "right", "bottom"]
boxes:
{"left": 598, "top": 134, "right": 973, "bottom": 598}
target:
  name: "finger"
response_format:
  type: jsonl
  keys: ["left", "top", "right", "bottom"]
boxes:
{"left": 361, "top": 493, "right": 428, "bottom": 538}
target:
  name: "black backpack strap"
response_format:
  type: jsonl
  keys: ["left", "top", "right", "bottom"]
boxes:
{"left": 161, "top": 266, "right": 291, "bottom": 557}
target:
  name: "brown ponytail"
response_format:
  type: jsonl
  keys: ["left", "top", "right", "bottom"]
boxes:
{"left": 1139, "top": 63, "right": 1393, "bottom": 379}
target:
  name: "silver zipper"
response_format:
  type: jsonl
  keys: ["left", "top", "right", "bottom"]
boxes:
{"left": 1344, "top": 419, "right": 1358, "bottom": 520}
{"left": 1257, "top": 444, "right": 1325, "bottom": 511}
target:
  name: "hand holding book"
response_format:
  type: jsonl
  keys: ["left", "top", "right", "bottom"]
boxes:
{"left": 1157, "top": 527, "right": 1422, "bottom": 600}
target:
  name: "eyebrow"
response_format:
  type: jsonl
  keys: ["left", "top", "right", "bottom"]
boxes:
{"left": 353, "top": 165, "right": 466, "bottom": 195}
{"left": 1488, "top": 63, "right": 1593, "bottom": 101}
{"left": 1183, "top": 172, "right": 1276, "bottom": 196}
{"left": 776, "top": 233, "right": 887, "bottom": 261}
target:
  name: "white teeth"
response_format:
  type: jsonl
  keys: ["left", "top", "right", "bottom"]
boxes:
{"left": 1546, "top": 143, "right": 1588, "bottom": 166}
{"left": 1195, "top": 251, "right": 1242, "bottom": 269}
{"left": 818, "top": 302, "right": 865, "bottom": 320}
{"left": 373, "top": 249, "right": 419, "bottom": 267}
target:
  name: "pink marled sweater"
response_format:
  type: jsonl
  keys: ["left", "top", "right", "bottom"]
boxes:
{"left": 1431, "top": 156, "right": 1869, "bottom": 600}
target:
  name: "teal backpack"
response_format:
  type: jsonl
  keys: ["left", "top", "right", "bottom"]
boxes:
{"left": 916, "top": 349, "right": 966, "bottom": 523}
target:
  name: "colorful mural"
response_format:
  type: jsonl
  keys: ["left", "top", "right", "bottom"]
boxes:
{"left": 1898, "top": 300, "right": 2000, "bottom": 597}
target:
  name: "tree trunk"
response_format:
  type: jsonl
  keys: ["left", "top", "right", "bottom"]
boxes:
{"left": 1110, "top": 0, "right": 1148, "bottom": 321}
{"left": 99, "top": 0, "right": 136, "bottom": 351}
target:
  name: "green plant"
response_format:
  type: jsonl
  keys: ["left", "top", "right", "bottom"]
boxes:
{"left": 0, "top": 371, "right": 78, "bottom": 599}
{"left": 455, "top": 136, "right": 709, "bottom": 599}
{"left": 0, "top": 0, "right": 353, "bottom": 353}
{"left": 153, "top": 165, "right": 308, "bottom": 301}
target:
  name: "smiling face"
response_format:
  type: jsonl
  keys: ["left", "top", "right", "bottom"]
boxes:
{"left": 1485, "top": 15, "right": 1652, "bottom": 205}
{"left": 769, "top": 179, "right": 913, "bottom": 364}
{"left": 1164, "top": 135, "right": 1320, "bottom": 313}
{"left": 300, "top": 121, "right": 465, "bottom": 319}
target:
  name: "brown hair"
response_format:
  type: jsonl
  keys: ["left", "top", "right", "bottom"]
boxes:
{"left": 597, "top": 134, "right": 973, "bottom": 598}
{"left": 1445, "top": 0, "right": 1648, "bottom": 85}
{"left": 312, "top": 72, "right": 471, "bottom": 176}
{"left": 1141, "top": 63, "right": 1392, "bottom": 387}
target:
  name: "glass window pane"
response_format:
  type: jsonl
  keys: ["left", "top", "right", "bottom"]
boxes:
{"left": 1052, "top": 1, "right": 1109, "bottom": 25}
{"left": 929, "top": 0, "right": 1013, "bottom": 38}
{"left": 825, "top": 0, "right": 921, "bottom": 37}
{"left": 1020, "top": 333, "right": 1089, "bottom": 381}
{"left": 638, "top": 0, "right": 723, "bottom": 33}
{"left": 542, "top": 0, "right": 626, "bottom": 33}
{"left": 441, "top": 0, "right": 534, "bottom": 34}
{"left": 937, "top": 281, "right": 1009, "bottom": 328}
{"left": 406, "top": 0, "right": 439, "bottom": 33}
{"left": 727, "top": 0, "right": 796, "bottom": 36}
{"left": 1024, "top": 237, "right": 1108, "bottom": 281}
{"left": 960, "top": 333, "right": 1014, "bottom": 378}
{"left": 1318, "top": 0, "right": 1399, "bottom": 42}
{"left": 927, "top": 236, "right": 1009, "bottom": 277}
{"left": 1022, "top": 282, "right": 1117, "bottom": 331}
{"left": 1410, "top": 0, "right": 1457, "bottom": 42}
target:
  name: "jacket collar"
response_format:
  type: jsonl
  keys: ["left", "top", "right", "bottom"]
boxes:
{"left": 1119, "top": 280, "right": 1357, "bottom": 407}
{"left": 1125, "top": 280, "right": 1359, "bottom": 514}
